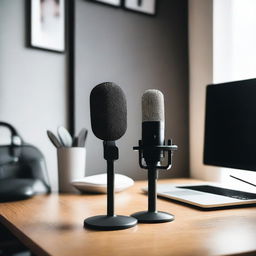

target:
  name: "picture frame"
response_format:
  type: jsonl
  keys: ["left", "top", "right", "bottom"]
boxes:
{"left": 124, "top": 0, "right": 157, "bottom": 16}
{"left": 29, "top": 0, "right": 65, "bottom": 53}
{"left": 89, "top": 0, "right": 157, "bottom": 16}
{"left": 90, "top": 0, "right": 122, "bottom": 7}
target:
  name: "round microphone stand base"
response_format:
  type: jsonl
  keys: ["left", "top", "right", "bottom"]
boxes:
{"left": 131, "top": 211, "right": 174, "bottom": 223}
{"left": 84, "top": 215, "right": 137, "bottom": 231}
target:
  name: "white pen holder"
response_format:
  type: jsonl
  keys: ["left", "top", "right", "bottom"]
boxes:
{"left": 57, "top": 147, "right": 86, "bottom": 193}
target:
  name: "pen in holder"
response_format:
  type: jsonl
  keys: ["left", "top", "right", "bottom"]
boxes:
{"left": 47, "top": 127, "right": 88, "bottom": 193}
{"left": 131, "top": 139, "right": 178, "bottom": 223}
{"left": 57, "top": 147, "right": 86, "bottom": 193}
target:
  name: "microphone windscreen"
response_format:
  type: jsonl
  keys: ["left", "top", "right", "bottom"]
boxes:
{"left": 142, "top": 89, "right": 165, "bottom": 122}
{"left": 90, "top": 82, "right": 127, "bottom": 141}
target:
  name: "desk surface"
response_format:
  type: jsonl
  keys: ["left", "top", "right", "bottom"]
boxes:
{"left": 0, "top": 178, "right": 256, "bottom": 256}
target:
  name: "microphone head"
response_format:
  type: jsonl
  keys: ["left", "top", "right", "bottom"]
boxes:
{"left": 142, "top": 89, "right": 165, "bottom": 122}
{"left": 90, "top": 82, "right": 127, "bottom": 141}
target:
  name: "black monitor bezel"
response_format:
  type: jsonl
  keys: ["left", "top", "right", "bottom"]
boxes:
{"left": 203, "top": 78, "right": 256, "bottom": 171}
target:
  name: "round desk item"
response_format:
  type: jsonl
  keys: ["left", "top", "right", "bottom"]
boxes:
{"left": 71, "top": 173, "right": 134, "bottom": 194}
{"left": 84, "top": 215, "right": 137, "bottom": 231}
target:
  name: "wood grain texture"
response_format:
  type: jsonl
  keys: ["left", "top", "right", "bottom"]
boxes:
{"left": 0, "top": 179, "right": 256, "bottom": 256}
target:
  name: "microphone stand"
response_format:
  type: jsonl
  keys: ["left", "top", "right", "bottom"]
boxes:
{"left": 132, "top": 139, "right": 178, "bottom": 223}
{"left": 84, "top": 141, "right": 137, "bottom": 230}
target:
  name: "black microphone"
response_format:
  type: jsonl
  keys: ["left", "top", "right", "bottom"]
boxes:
{"left": 84, "top": 82, "right": 137, "bottom": 231}
{"left": 90, "top": 82, "right": 127, "bottom": 142}
{"left": 142, "top": 89, "right": 165, "bottom": 165}
{"left": 90, "top": 82, "right": 127, "bottom": 162}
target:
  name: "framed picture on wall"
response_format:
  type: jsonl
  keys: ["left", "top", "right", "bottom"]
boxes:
{"left": 29, "top": 0, "right": 65, "bottom": 53}
{"left": 124, "top": 0, "right": 157, "bottom": 15}
{"left": 90, "top": 0, "right": 122, "bottom": 7}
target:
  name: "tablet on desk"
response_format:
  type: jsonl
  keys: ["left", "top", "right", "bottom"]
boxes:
{"left": 143, "top": 182, "right": 256, "bottom": 209}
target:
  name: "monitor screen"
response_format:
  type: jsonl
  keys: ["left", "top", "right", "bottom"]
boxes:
{"left": 204, "top": 78, "right": 256, "bottom": 171}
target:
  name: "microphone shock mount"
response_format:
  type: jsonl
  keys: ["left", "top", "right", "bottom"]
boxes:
{"left": 131, "top": 139, "right": 178, "bottom": 223}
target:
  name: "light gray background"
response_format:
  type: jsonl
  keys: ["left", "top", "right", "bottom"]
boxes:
{"left": 0, "top": 0, "right": 67, "bottom": 191}
{"left": 75, "top": 0, "right": 189, "bottom": 180}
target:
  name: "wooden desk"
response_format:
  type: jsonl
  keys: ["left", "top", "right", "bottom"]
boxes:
{"left": 0, "top": 179, "right": 255, "bottom": 256}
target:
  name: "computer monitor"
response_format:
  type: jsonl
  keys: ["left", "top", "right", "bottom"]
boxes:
{"left": 204, "top": 78, "right": 256, "bottom": 172}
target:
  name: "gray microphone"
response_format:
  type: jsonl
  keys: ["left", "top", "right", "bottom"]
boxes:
{"left": 132, "top": 89, "right": 177, "bottom": 223}
{"left": 142, "top": 89, "right": 165, "bottom": 165}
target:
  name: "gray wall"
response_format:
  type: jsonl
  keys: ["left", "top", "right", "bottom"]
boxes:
{"left": 75, "top": 0, "right": 189, "bottom": 180}
{"left": 0, "top": 0, "right": 67, "bottom": 191}
{"left": 0, "top": 0, "right": 189, "bottom": 189}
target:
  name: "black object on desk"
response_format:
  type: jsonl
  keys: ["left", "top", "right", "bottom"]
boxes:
{"left": 132, "top": 139, "right": 178, "bottom": 223}
{"left": 84, "top": 141, "right": 137, "bottom": 230}
{"left": 0, "top": 122, "right": 51, "bottom": 202}
{"left": 84, "top": 82, "right": 137, "bottom": 230}
{"left": 0, "top": 179, "right": 35, "bottom": 202}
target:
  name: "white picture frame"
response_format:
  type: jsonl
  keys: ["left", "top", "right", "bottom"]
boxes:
{"left": 30, "top": 0, "right": 65, "bottom": 53}
{"left": 93, "top": 0, "right": 122, "bottom": 7}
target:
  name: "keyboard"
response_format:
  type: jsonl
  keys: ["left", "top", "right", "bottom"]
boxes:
{"left": 178, "top": 185, "right": 256, "bottom": 200}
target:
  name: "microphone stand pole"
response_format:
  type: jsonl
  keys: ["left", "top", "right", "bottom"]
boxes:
{"left": 107, "top": 159, "right": 114, "bottom": 216}
{"left": 84, "top": 141, "right": 137, "bottom": 230}
{"left": 148, "top": 166, "right": 157, "bottom": 213}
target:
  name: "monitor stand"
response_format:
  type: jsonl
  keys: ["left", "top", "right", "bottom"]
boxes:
{"left": 229, "top": 175, "right": 256, "bottom": 187}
